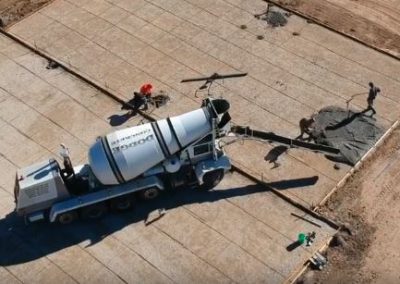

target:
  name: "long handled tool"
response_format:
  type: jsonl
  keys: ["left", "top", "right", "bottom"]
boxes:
{"left": 181, "top": 72, "right": 248, "bottom": 97}
{"left": 346, "top": 92, "right": 367, "bottom": 117}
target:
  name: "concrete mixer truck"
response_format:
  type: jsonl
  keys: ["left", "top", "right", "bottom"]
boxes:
{"left": 14, "top": 70, "right": 339, "bottom": 224}
{"left": 13, "top": 98, "right": 233, "bottom": 224}
{"left": 13, "top": 90, "right": 340, "bottom": 224}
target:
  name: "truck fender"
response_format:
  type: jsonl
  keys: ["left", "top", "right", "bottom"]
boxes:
{"left": 194, "top": 155, "right": 231, "bottom": 185}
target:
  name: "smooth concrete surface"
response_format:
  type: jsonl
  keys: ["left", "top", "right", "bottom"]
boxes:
{"left": 0, "top": 33, "right": 336, "bottom": 283}
{"left": 7, "top": 0, "right": 400, "bottom": 208}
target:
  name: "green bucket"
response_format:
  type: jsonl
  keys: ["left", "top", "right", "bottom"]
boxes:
{"left": 298, "top": 233, "right": 306, "bottom": 244}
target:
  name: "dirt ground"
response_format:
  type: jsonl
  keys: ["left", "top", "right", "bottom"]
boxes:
{"left": 269, "top": 0, "right": 400, "bottom": 59}
{"left": 298, "top": 126, "right": 400, "bottom": 284}
{"left": 0, "top": 0, "right": 52, "bottom": 27}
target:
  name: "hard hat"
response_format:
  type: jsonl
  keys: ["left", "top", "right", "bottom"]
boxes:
{"left": 140, "top": 83, "right": 153, "bottom": 94}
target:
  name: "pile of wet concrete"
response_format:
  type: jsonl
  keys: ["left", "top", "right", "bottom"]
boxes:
{"left": 256, "top": 5, "right": 290, "bottom": 27}
{"left": 263, "top": 10, "right": 288, "bottom": 27}
{"left": 311, "top": 106, "right": 384, "bottom": 165}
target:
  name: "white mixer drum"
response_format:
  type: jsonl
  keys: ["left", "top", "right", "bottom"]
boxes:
{"left": 88, "top": 108, "right": 213, "bottom": 185}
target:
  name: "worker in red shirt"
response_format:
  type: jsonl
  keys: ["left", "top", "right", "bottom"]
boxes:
{"left": 132, "top": 83, "right": 153, "bottom": 113}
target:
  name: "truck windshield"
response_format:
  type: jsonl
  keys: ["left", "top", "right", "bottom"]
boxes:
{"left": 193, "top": 134, "right": 213, "bottom": 156}
{"left": 196, "top": 134, "right": 212, "bottom": 145}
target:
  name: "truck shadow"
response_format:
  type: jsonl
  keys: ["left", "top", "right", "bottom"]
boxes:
{"left": 0, "top": 175, "right": 318, "bottom": 266}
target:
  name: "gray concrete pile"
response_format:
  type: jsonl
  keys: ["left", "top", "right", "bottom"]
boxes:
{"left": 311, "top": 107, "right": 384, "bottom": 165}
{"left": 263, "top": 10, "right": 288, "bottom": 27}
{"left": 257, "top": 5, "right": 290, "bottom": 27}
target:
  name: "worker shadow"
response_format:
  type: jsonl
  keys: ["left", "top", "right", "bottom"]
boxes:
{"left": 107, "top": 95, "right": 147, "bottom": 126}
{"left": 286, "top": 240, "right": 303, "bottom": 251}
{"left": 264, "top": 145, "right": 288, "bottom": 168}
{"left": 108, "top": 112, "right": 135, "bottom": 127}
{"left": 0, "top": 175, "right": 318, "bottom": 266}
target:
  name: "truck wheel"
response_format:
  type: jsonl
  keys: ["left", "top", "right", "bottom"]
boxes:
{"left": 139, "top": 187, "right": 160, "bottom": 200}
{"left": 57, "top": 211, "right": 78, "bottom": 225}
{"left": 110, "top": 195, "right": 135, "bottom": 212}
{"left": 81, "top": 203, "right": 108, "bottom": 220}
{"left": 199, "top": 170, "right": 224, "bottom": 191}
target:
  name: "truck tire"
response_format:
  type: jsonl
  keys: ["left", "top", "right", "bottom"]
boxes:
{"left": 57, "top": 211, "right": 78, "bottom": 225}
{"left": 139, "top": 187, "right": 160, "bottom": 200}
{"left": 199, "top": 170, "right": 224, "bottom": 191}
{"left": 110, "top": 195, "right": 135, "bottom": 212}
{"left": 81, "top": 203, "right": 108, "bottom": 220}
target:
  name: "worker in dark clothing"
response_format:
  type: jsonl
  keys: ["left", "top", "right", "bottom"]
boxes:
{"left": 131, "top": 83, "right": 153, "bottom": 114}
{"left": 296, "top": 116, "right": 315, "bottom": 140}
{"left": 362, "top": 82, "right": 380, "bottom": 116}
{"left": 306, "top": 231, "right": 316, "bottom": 247}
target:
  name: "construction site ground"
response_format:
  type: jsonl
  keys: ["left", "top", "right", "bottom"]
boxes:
{"left": 0, "top": 0, "right": 399, "bottom": 283}
{"left": 6, "top": 0, "right": 400, "bottom": 208}
{"left": 269, "top": 0, "right": 400, "bottom": 59}
{"left": 0, "top": 0, "right": 53, "bottom": 27}
{"left": 0, "top": 33, "right": 336, "bottom": 283}
{"left": 302, "top": 126, "right": 400, "bottom": 284}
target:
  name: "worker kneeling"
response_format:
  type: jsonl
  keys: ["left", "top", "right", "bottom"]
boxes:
{"left": 131, "top": 83, "right": 153, "bottom": 113}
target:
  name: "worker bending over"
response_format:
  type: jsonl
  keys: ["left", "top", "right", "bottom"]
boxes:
{"left": 297, "top": 116, "right": 315, "bottom": 141}
{"left": 131, "top": 83, "right": 153, "bottom": 113}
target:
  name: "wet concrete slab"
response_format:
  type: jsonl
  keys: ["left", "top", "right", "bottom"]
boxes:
{"left": 0, "top": 32, "right": 337, "bottom": 283}
{"left": 226, "top": 140, "right": 342, "bottom": 207}
{"left": 0, "top": 267, "right": 21, "bottom": 284}
{"left": 1, "top": 0, "right": 399, "bottom": 282}
{"left": 6, "top": 0, "right": 400, "bottom": 210}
